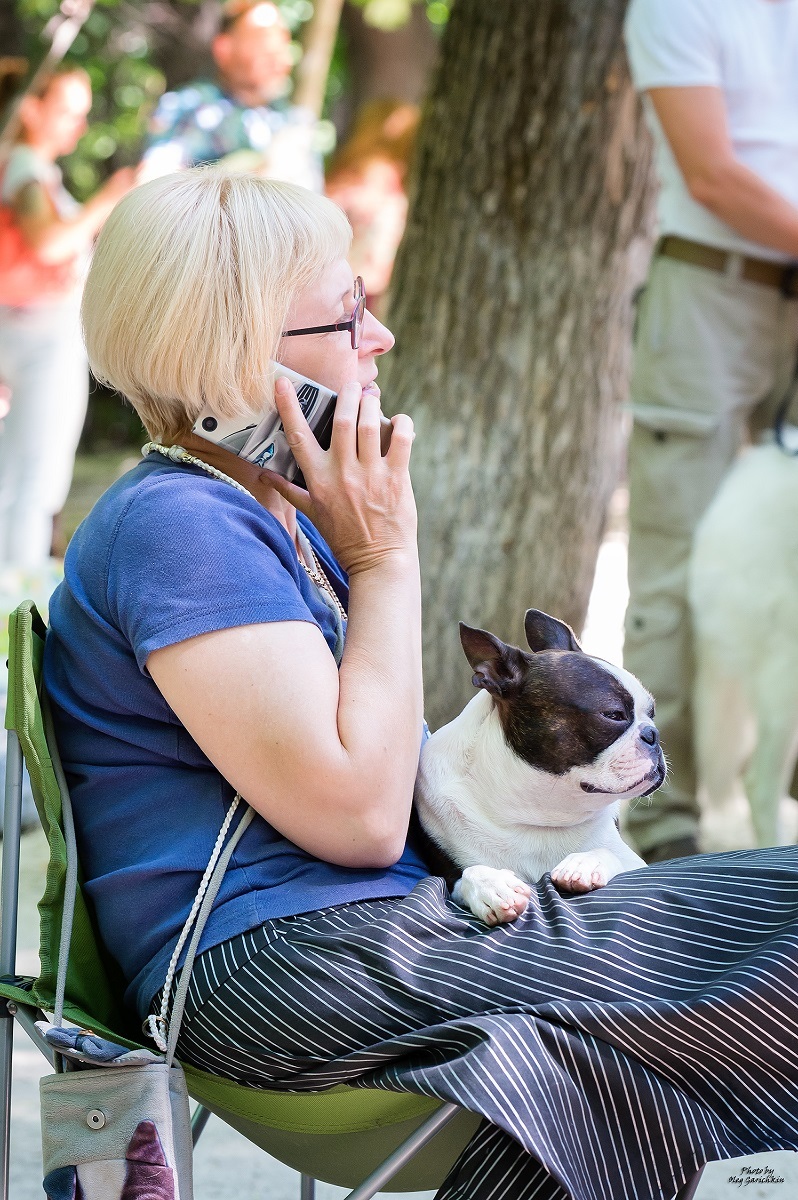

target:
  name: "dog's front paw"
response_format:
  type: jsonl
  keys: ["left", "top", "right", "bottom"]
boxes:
{"left": 453, "top": 865, "right": 531, "bottom": 926}
{"left": 551, "top": 849, "right": 624, "bottom": 893}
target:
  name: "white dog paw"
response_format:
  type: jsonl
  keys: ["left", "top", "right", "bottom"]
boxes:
{"left": 551, "top": 849, "right": 624, "bottom": 893}
{"left": 453, "top": 865, "right": 531, "bottom": 926}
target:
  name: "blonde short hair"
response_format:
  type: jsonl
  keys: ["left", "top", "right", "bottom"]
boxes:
{"left": 82, "top": 171, "right": 352, "bottom": 441}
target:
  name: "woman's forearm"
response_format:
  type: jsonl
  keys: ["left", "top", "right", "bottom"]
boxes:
{"left": 335, "top": 549, "right": 424, "bottom": 862}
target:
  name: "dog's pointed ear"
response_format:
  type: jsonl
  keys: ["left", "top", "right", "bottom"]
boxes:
{"left": 459, "top": 623, "right": 526, "bottom": 698}
{"left": 524, "top": 609, "right": 582, "bottom": 654}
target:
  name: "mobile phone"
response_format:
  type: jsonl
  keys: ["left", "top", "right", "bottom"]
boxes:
{"left": 192, "top": 363, "right": 391, "bottom": 487}
{"left": 192, "top": 363, "right": 338, "bottom": 486}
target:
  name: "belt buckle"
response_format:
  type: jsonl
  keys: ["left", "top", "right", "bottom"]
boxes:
{"left": 781, "top": 264, "right": 798, "bottom": 298}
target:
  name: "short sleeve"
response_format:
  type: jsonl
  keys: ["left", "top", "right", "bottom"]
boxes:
{"left": 624, "top": 0, "right": 721, "bottom": 91}
{"left": 1, "top": 147, "right": 51, "bottom": 203}
{"left": 106, "top": 474, "right": 317, "bottom": 672}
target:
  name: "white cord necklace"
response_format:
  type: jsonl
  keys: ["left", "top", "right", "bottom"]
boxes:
{"left": 142, "top": 441, "right": 348, "bottom": 624}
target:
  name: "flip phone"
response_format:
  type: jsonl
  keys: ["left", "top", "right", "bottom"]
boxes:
{"left": 191, "top": 363, "right": 338, "bottom": 486}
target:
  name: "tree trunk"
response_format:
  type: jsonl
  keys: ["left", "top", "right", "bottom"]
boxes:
{"left": 134, "top": 0, "right": 219, "bottom": 92}
{"left": 381, "top": 0, "right": 655, "bottom": 730}
{"left": 334, "top": 2, "right": 439, "bottom": 135}
{"left": 294, "top": 0, "right": 346, "bottom": 117}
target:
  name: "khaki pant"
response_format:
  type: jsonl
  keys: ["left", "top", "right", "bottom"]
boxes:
{"left": 623, "top": 255, "right": 798, "bottom": 855}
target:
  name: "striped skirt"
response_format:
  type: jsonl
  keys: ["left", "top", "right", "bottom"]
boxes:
{"left": 162, "top": 850, "right": 798, "bottom": 1200}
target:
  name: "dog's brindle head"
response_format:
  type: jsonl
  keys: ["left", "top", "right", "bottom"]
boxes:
{"left": 459, "top": 610, "right": 666, "bottom": 806}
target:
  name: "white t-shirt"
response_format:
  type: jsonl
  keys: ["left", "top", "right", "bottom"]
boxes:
{"left": 624, "top": 0, "right": 798, "bottom": 261}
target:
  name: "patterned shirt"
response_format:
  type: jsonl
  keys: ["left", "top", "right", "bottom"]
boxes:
{"left": 141, "top": 80, "right": 322, "bottom": 191}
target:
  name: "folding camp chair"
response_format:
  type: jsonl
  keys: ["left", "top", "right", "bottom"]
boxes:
{"left": 0, "top": 600, "right": 481, "bottom": 1200}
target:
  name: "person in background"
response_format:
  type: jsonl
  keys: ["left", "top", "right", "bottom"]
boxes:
{"left": 622, "top": 0, "right": 798, "bottom": 863}
{"left": 0, "top": 66, "right": 135, "bottom": 567}
{"left": 141, "top": 0, "right": 321, "bottom": 191}
{"left": 325, "top": 101, "right": 419, "bottom": 318}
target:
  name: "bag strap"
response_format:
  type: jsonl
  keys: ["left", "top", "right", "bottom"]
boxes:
{"left": 164, "top": 804, "right": 252, "bottom": 1067}
{"left": 145, "top": 797, "right": 253, "bottom": 1064}
{"left": 42, "top": 686, "right": 253, "bottom": 1064}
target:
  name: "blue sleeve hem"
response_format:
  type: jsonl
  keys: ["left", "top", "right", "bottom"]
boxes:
{"left": 138, "top": 602, "right": 321, "bottom": 673}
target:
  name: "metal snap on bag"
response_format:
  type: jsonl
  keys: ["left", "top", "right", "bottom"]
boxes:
{"left": 40, "top": 1064, "right": 193, "bottom": 1200}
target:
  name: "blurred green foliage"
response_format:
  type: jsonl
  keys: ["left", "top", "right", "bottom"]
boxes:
{"left": 12, "top": 0, "right": 450, "bottom": 200}
{"left": 350, "top": 0, "right": 450, "bottom": 31}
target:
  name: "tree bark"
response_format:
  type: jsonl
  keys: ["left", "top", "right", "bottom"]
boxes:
{"left": 381, "top": 0, "right": 655, "bottom": 730}
{"left": 294, "top": 0, "right": 346, "bottom": 117}
{"left": 130, "top": 0, "right": 219, "bottom": 92}
{"left": 335, "top": 2, "right": 439, "bottom": 135}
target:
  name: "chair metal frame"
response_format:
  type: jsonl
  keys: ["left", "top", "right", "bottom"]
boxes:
{"left": 0, "top": 722, "right": 462, "bottom": 1200}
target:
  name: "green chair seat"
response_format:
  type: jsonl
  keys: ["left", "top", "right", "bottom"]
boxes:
{"left": 185, "top": 1069, "right": 479, "bottom": 1188}
{"left": 2, "top": 600, "right": 479, "bottom": 1191}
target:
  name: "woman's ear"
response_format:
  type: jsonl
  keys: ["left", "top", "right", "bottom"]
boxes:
{"left": 459, "top": 623, "right": 527, "bottom": 698}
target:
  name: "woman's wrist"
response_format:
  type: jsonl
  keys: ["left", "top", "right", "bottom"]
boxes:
{"left": 345, "top": 550, "right": 417, "bottom": 582}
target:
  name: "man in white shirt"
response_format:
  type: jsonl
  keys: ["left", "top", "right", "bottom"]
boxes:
{"left": 623, "top": 0, "right": 798, "bottom": 862}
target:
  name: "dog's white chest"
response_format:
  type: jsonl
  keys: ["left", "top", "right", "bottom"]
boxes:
{"left": 415, "top": 693, "right": 643, "bottom": 893}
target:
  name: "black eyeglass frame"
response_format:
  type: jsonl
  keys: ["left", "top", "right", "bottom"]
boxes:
{"left": 281, "top": 277, "right": 366, "bottom": 350}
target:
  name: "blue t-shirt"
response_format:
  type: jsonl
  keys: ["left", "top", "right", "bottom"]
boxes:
{"left": 43, "top": 456, "right": 428, "bottom": 1018}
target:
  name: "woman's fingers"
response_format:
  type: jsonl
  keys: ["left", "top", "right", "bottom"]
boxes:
{"left": 329, "top": 380, "right": 362, "bottom": 459}
{"left": 273, "top": 376, "right": 324, "bottom": 480}
{"left": 267, "top": 376, "right": 417, "bottom": 575}
{"left": 356, "top": 390, "right": 382, "bottom": 464}
{"left": 385, "top": 414, "right": 415, "bottom": 471}
{"left": 260, "top": 468, "right": 312, "bottom": 517}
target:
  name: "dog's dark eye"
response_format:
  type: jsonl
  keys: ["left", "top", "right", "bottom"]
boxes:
{"left": 602, "top": 710, "right": 627, "bottom": 722}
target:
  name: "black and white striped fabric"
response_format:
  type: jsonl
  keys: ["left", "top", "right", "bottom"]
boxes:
{"left": 157, "top": 851, "right": 798, "bottom": 1200}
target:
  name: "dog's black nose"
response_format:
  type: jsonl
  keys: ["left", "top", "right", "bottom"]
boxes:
{"left": 639, "top": 725, "right": 659, "bottom": 747}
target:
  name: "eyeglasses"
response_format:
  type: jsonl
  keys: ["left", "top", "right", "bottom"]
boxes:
{"left": 281, "top": 277, "right": 366, "bottom": 350}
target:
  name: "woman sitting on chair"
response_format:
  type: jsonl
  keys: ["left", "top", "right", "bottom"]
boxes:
{"left": 44, "top": 171, "right": 798, "bottom": 1200}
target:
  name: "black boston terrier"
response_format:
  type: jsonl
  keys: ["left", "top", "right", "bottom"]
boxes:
{"left": 413, "top": 610, "right": 665, "bottom": 925}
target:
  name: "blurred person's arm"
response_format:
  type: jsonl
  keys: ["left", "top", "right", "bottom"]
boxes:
{"left": 11, "top": 169, "right": 136, "bottom": 265}
{"left": 648, "top": 86, "right": 798, "bottom": 258}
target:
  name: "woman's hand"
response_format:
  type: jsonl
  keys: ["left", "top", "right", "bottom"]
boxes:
{"left": 263, "top": 376, "right": 417, "bottom": 578}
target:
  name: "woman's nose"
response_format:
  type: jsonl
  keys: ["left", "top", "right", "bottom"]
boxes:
{"left": 360, "top": 310, "right": 395, "bottom": 357}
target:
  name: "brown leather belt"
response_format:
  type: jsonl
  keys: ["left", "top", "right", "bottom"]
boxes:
{"left": 657, "top": 234, "right": 798, "bottom": 297}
